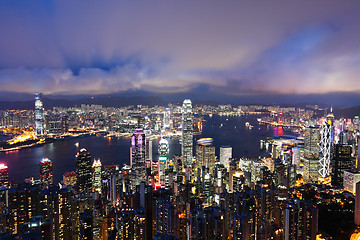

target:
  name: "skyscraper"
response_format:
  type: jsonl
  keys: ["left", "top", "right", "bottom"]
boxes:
{"left": 39, "top": 158, "right": 53, "bottom": 185}
{"left": 319, "top": 117, "right": 333, "bottom": 178}
{"left": 303, "top": 126, "right": 320, "bottom": 183}
{"left": 196, "top": 138, "right": 216, "bottom": 171}
{"left": 182, "top": 99, "right": 193, "bottom": 168}
{"left": 61, "top": 115, "right": 69, "bottom": 134}
{"left": 158, "top": 138, "right": 169, "bottom": 186}
{"left": 130, "top": 129, "right": 147, "bottom": 190}
{"left": 35, "top": 92, "right": 44, "bottom": 136}
{"left": 46, "top": 114, "right": 62, "bottom": 135}
{"left": 92, "top": 159, "right": 102, "bottom": 193}
{"left": 163, "top": 108, "right": 171, "bottom": 130}
{"left": 0, "top": 163, "right": 9, "bottom": 187}
{"left": 76, "top": 148, "right": 93, "bottom": 193}
{"left": 220, "top": 146, "right": 232, "bottom": 171}
{"left": 331, "top": 144, "right": 352, "bottom": 187}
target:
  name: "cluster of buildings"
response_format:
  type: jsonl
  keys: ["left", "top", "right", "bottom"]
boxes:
{"left": 0, "top": 94, "right": 360, "bottom": 239}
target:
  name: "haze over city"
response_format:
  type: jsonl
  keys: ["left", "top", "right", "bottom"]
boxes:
{"left": 0, "top": 1, "right": 360, "bottom": 105}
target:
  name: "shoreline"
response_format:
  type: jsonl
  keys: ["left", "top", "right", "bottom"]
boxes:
{"left": 0, "top": 132, "right": 106, "bottom": 152}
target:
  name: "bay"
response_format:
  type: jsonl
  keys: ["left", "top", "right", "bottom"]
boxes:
{"left": 0, "top": 115, "right": 292, "bottom": 184}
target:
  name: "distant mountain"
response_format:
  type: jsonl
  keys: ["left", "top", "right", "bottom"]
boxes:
{"left": 0, "top": 95, "right": 166, "bottom": 110}
{"left": 0, "top": 87, "right": 360, "bottom": 112}
{"left": 0, "top": 91, "right": 35, "bottom": 102}
{"left": 333, "top": 106, "right": 360, "bottom": 119}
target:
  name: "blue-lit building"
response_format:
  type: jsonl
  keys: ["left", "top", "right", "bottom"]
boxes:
{"left": 35, "top": 92, "right": 44, "bottom": 136}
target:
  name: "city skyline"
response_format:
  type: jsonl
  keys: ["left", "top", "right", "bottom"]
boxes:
{"left": 1, "top": 1, "right": 360, "bottom": 239}
{"left": 1, "top": 96, "right": 359, "bottom": 238}
{"left": 0, "top": 1, "right": 360, "bottom": 103}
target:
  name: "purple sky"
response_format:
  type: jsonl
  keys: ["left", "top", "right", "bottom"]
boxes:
{"left": 0, "top": 1, "right": 360, "bottom": 96}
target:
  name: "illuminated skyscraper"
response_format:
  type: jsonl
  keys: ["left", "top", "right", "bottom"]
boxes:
{"left": 319, "top": 116, "right": 333, "bottom": 178}
{"left": 130, "top": 129, "right": 147, "bottom": 190}
{"left": 35, "top": 92, "right": 44, "bottom": 136}
{"left": 46, "top": 114, "right": 62, "bottom": 135}
{"left": 158, "top": 138, "right": 169, "bottom": 186}
{"left": 0, "top": 163, "right": 9, "bottom": 187}
{"left": 292, "top": 147, "right": 300, "bottom": 166}
{"left": 220, "top": 146, "right": 232, "bottom": 171}
{"left": 303, "top": 126, "right": 320, "bottom": 183}
{"left": 92, "top": 159, "right": 102, "bottom": 193}
{"left": 76, "top": 148, "right": 93, "bottom": 193}
{"left": 39, "top": 158, "right": 53, "bottom": 185}
{"left": 182, "top": 99, "right": 193, "bottom": 168}
{"left": 163, "top": 108, "right": 171, "bottom": 130}
{"left": 196, "top": 138, "right": 215, "bottom": 171}
{"left": 331, "top": 144, "right": 352, "bottom": 187}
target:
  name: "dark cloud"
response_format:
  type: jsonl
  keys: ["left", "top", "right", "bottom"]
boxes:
{"left": 0, "top": 1, "right": 360, "bottom": 96}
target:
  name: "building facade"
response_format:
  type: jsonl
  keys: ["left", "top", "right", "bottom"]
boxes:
{"left": 182, "top": 99, "right": 193, "bottom": 168}
{"left": 76, "top": 148, "right": 93, "bottom": 193}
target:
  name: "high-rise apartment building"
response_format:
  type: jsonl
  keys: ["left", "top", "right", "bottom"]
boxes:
{"left": 39, "top": 158, "right": 53, "bottom": 185}
{"left": 182, "top": 99, "right": 193, "bottom": 168}
{"left": 35, "top": 92, "right": 44, "bottom": 136}
{"left": 76, "top": 148, "right": 93, "bottom": 193}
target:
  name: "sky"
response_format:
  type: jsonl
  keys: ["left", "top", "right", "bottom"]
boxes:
{"left": 0, "top": 1, "right": 360, "bottom": 99}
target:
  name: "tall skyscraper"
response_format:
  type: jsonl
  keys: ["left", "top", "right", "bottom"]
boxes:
{"left": 182, "top": 99, "right": 193, "bottom": 168}
{"left": 319, "top": 117, "right": 333, "bottom": 178}
{"left": 331, "top": 144, "right": 352, "bottom": 187}
{"left": 92, "top": 159, "right": 102, "bottom": 193}
{"left": 35, "top": 92, "right": 44, "bottom": 136}
{"left": 158, "top": 138, "right": 169, "bottom": 186}
{"left": 220, "top": 146, "right": 232, "bottom": 171}
{"left": 39, "top": 158, "right": 53, "bottom": 185}
{"left": 196, "top": 138, "right": 216, "bottom": 171}
{"left": 76, "top": 148, "right": 93, "bottom": 193}
{"left": 130, "top": 129, "right": 147, "bottom": 190}
{"left": 163, "top": 108, "right": 171, "bottom": 130}
{"left": 0, "top": 163, "right": 9, "bottom": 187}
{"left": 303, "top": 126, "right": 320, "bottom": 183}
